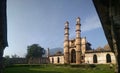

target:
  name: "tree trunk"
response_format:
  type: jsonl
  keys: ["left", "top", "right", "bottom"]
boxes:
{"left": 0, "top": 0, "right": 7, "bottom": 72}
{"left": 0, "top": 48, "right": 4, "bottom": 73}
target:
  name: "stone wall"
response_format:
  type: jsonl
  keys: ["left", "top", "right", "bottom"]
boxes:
{"left": 28, "top": 57, "right": 49, "bottom": 64}
{"left": 85, "top": 52, "right": 116, "bottom": 64}
{"left": 49, "top": 52, "right": 116, "bottom": 64}
{"left": 49, "top": 56, "right": 64, "bottom": 64}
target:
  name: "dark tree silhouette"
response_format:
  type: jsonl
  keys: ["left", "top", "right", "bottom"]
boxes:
{"left": 0, "top": 0, "right": 8, "bottom": 73}
{"left": 26, "top": 44, "right": 45, "bottom": 59}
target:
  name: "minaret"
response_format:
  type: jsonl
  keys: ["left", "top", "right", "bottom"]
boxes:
{"left": 47, "top": 48, "right": 50, "bottom": 58}
{"left": 47, "top": 48, "right": 50, "bottom": 63}
{"left": 75, "top": 17, "right": 81, "bottom": 64}
{"left": 64, "top": 21, "right": 69, "bottom": 64}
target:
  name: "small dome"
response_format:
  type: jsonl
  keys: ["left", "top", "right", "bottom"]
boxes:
{"left": 65, "top": 21, "right": 69, "bottom": 27}
{"left": 55, "top": 51, "right": 62, "bottom": 55}
{"left": 76, "top": 17, "right": 80, "bottom": 24}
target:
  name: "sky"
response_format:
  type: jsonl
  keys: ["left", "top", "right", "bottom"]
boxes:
{"left": 4, "top": 0, "right": 108, "bottom": 57}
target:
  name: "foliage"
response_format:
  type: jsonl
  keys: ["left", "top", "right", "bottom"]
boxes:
{"left": 26, "top": 44, "right": 45, "bottom": 59}
{"left": 3, "top": 55, "right": 11, "bottom": 67}
{"left": 11, "top": 54, "right": 19, "bottom": 58}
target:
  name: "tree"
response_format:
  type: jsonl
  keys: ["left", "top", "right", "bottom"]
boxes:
{"left": 11, "top": 54, "right": 19, "bottom": 58}
{"left": 3, "top": 55, "right": 10, "bottom": 67}
{"left": 26, "top": 44, "right": 45, "bottom": 59}
{"left": 0, "top": 0, "right": 7, "bottom": 73}
{"left": 104, "top": 44, "right": 111, "bottom": 51}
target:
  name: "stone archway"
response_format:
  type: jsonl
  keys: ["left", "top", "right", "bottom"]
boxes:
{"left": 57, "top": 57, "right": 60, "bottom": 63}
{"left": 93, "top": 54, "right": 97, "bottom": 63}
{"left": 106, "top": 54, "right": 111, "bottom": 63}
{"left": 71, "top": 49, "right": 76, "bottom": 63}
{"left": 52, "top": 57, "right": 54, "bottom": 64}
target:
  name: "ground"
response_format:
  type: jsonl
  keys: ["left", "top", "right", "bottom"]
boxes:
{"left": 4, "top": 64, "right": 115, "bottom": 73}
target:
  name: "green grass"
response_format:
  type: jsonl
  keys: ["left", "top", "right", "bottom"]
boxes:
{"left": 4, "top": 64, "right": 115, "bottom": 73}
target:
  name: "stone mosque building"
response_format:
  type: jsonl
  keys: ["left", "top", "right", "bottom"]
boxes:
{"left": 48, "top": 17, "right": 116, "bottom": 64}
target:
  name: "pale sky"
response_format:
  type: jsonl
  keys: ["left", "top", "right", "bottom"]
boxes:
{"left": 4, "top": 0, "right": 108, "bottom": 57}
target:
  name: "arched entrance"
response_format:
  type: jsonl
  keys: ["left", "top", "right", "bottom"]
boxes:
{"left": 71, "top": 49, "right": 76, "bottom": 63}
{"left": 52, "top": 57, "right": 54, "bottom": 64}
{"left": 57, "top": 57, "right": 60, "bottom": 63}
{"left": 93, "top": 54, "right": 97, "bottom": 63}
{"left": 106, "top": 54, "right": 111, "bottom": 63}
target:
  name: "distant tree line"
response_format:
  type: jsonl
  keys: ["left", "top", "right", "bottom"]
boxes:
{"left": 3, "top": 44, "right": 46, "bottom": 66}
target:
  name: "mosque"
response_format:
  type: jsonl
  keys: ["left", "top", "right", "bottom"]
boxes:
{"left": 48, "top": 17, "right": 116, "bottom": 64}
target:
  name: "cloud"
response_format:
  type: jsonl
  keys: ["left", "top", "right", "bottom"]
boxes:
{"left": 81, "top": 15, "right": 102, "bottom": 32}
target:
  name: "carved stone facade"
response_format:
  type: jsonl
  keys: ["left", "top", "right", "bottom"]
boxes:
{"left": 49, "top": 17, "right": 116, "bottom": 64}
{"left": 49, "top": 51, "right": 116, "bottom": 64}
{"left": 85, "top": 52, "right": 116, "bottom": 64}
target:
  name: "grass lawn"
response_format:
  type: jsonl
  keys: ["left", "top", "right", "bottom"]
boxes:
{"left": 4, "top": 64, "right": 115, "bottom": 73}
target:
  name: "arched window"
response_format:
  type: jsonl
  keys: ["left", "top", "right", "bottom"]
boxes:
{"left": 57, "top": 57, "right": 60, "bottom": 63}
{"left": 71, "top": 49, "right": 76, "bottom": 63}
{"left": 52, "top": 57, "right": 54, "bottom": 64}
{"left": 93, "top": 54, "right": 97, "bottom": 63}
{"left": 106, "top": 54, "right": 111, "bottom": 63}
{"left": 81, "top": 56, "right": 84, "bottom": 60}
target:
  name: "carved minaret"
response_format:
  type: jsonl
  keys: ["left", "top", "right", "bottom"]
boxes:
{"left": 64, "top": 21, "right": 69, "bottom": 64}
{"left": 75, "top": 17, "right": 81, "bottom": 64}
{"left": 47, "top": 48, "right": 50, "bottom": 63}
{"left": 47, "top": 48, "right": 50, "bottom": 58}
